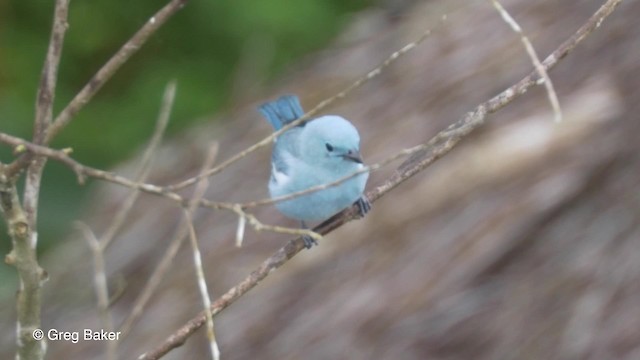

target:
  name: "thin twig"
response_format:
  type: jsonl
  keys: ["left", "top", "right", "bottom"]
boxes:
{"left": 100, "top": 81, "right": 176, "bottom": 250}
{"left": 491, "top": 0, "right": 562, "bottom": 122}
{"left": 34, "top": 0, "right": 69, "bottom": 143}
{"left": 225, "top": 204, "right": 322, "bottom": 241}
{"left": 235, "top": 209, "right": 246, "bottom": 247}
{"left": 75, "top": 222, "right": 116, "bottom": 360}
{"left": 165, "top": 14, "right": 449, "bottom": 192}
{"left": 184, "top": 211, "right": 220, "bottom": 359}
{"left": 45, "top": 0, "right": 189, "bottom": 144}
{"left": 0, "top": 131, "right": 217, "bottom": 204}
{"left": 137, "top": 1, "right": 624, "bottom": 358}
{"left": 182, "top": 145, "right": 221, "bottom": 360}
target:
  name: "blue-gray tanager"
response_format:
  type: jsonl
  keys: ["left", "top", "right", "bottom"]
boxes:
{"left": 259, "top": 95, "right": 371, "bottom": 248}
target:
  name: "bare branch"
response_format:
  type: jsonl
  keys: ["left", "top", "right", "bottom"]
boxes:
{"left": 75, "top": 222, "right": 116, "bottom": 360}
{"left": 34, "top": 0, "right": 69, "bottom": 142}
{"left": 491, "top": 0, "right": 562, "bottom": 122}
{"left": 182, "top": 145, "right": 221, "bottom": 360}
{"left": 0, "top": 131, "right": 210, "bottom": 201}
{"left": 45, "top": 0, "right": 189, "bottom": 144}
{"left": 184, "top": 211, "right": 220, "bottom": 360}
{"left": 137, "top": 1, "right": 624, "bottom": 358}
{"left": 225, "top": 204, "right": 322, "bottom": 241}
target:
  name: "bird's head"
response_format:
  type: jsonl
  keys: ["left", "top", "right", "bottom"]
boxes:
{"left": 300, "top": 115, "right": 364, "bottom": 168}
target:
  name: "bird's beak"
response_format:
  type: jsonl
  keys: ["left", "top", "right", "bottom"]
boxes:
{"left": 342, "top": 149, "right": 363, "bottom": 164}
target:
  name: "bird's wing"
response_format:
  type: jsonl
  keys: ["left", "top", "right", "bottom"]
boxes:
{"left": 271, "top": 126, "right": 303, "bottom": 183}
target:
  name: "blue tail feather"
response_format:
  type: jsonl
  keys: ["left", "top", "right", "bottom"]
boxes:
{"left": 259, "top": 95, "right": 304, "bottom": 130}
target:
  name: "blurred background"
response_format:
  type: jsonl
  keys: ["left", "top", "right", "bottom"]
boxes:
{"left": 2, "top": 0, "right": 639, "bottom": 359}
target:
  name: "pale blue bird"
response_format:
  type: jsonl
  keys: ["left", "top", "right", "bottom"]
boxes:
{"left": 259, "top": 95, "right": 371, "bottom": 248}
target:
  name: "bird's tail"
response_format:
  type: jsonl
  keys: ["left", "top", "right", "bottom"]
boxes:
{"left": 259, "top": 95, "right": 304, "bottom": 130}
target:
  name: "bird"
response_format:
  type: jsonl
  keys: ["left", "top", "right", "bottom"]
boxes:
{"left": 259, "top": 94, "right": 371, "bottom": 248}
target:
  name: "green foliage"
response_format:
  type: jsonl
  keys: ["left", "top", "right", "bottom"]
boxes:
{"left": 0, "top": 0, "right": 372, "bottom": 293}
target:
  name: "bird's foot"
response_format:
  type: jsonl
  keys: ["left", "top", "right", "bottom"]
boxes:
{"left": 302, "top": 235, "right": 318, "bottom": 249}
{"left": 355, "top": 196, "right": 372, "bottom": 218}
{"left": 300, "top": 221, "right": 318, "bottom": 249}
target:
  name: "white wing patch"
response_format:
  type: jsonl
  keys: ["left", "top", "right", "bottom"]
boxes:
{"left": 271, "top": 163, "right": 290, "bottom": 186}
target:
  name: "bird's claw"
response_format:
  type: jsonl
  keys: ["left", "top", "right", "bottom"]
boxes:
{"left": 302, "top": 235, "right": 318, "bottom": 249}
{"left": 355, "top": 196, "right": 372, "bottom": 218}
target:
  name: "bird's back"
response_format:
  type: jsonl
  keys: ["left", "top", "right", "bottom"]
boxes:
{"left": 259, "top": 95, "right": 306, "bottom": 185}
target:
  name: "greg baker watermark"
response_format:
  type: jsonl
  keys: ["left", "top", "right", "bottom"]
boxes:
{"left": 32, "top": 328, "right": 121, "bottom": 344}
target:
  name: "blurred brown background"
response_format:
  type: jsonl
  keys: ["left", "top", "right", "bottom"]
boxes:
{"left": 3, "top": 0, "right": 639, "bottom": 359}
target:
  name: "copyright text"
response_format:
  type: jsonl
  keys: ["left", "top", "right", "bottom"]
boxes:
{"left": 33, "top": 329, "right": 121, "bottom": 343}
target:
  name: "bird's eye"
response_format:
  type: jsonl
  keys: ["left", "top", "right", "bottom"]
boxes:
{"left": 325, "top": 143, "right": 334, "bottom": 152}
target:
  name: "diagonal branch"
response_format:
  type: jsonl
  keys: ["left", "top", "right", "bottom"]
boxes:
{"left": 45, "top": 0, "right": 189, "bottom": 144}
{"left": 182, "top": 144, "right": 222, "bottom": 360}
{"left": 491, "top": 0, "right": 562, "bottom": 123}
{"left": 137, "top": 1, "right": 624, "bottom": 358}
